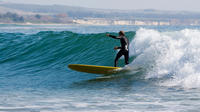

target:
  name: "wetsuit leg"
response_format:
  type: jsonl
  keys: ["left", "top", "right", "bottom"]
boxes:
{"left": 124, "top": 50, "right": 129, "bottom": 65}
{"left": 114, "top": 50, "right": 123, "bottom": 67}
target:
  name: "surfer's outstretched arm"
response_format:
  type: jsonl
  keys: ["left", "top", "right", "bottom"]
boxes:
{"left": 106, "top": 34, "right": 120, "bottom": 39}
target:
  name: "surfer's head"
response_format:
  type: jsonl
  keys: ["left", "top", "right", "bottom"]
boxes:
{"left": 119, "top": 31, "right": 125, "bottom": 36}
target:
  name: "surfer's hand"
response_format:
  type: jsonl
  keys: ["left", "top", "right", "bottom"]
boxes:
{"left": 114, "top": 46, "right": 118, "bottom": 50}
{"left": 106, "top": 34, "right": 110, "bottom": 37}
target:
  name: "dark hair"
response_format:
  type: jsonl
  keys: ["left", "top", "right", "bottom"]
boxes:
{"left": 119, "top": 31, "right": 125, "bottom": 36}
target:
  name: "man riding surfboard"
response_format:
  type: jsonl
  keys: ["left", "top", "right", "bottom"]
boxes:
{"left": 106, "top": 31, "right": 129, "bottom": 67}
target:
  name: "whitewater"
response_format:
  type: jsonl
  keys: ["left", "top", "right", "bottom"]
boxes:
{"left": 130, "top": 28, "right": 200, "bottom": 89}
{"left": 0, "top": 25, "right": 200, "bottom": 112}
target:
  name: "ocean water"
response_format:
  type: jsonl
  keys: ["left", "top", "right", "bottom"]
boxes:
{"left": 1, "top": 24, "right": 200, "bottom": 112}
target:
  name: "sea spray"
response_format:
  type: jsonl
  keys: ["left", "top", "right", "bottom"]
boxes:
{"left": 129, "top": 28, "right": 200, "bottom": 88}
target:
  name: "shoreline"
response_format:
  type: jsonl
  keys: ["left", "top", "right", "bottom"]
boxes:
{"left": 0, "top": 23, "right": 200, "bottom": 26}
{"left": 0, "top": 23, "right": 76, "bottom": 26}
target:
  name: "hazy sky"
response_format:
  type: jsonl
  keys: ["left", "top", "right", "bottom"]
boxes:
{"left": 2, "top": 0, "right": 200, "bottom": 12}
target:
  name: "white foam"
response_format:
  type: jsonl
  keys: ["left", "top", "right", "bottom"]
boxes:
{"left": 129, "top": 28, "right": 200, "bottom": 88}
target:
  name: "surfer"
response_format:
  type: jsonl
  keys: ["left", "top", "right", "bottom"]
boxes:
{"left": 106, "top": 31, "right": 129, "bottom": 67}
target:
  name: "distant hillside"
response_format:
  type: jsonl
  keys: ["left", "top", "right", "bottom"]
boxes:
{"left": 1, "top": 2, "right": 200, "bottom": 20}
{"left": 0, "top": 6, "right": 37, "bottom": 15}
{"left": 0, "top": 2, "right": 200, "bottom": 25}
{"left": 0, "top": 2, "right": 74, "bottom": 24}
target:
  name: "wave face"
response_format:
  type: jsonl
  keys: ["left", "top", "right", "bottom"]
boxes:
{"left": 0, "top": 31, "right": 135, "bottom": 89}
{"left": 1, "top": 28, "right": 200, "bottom": 89}
{"left": 0, "top": 31, "right": 135, "bottom": 66}
{"left": 130, "top": 28, "right": 200, "bottom": 88}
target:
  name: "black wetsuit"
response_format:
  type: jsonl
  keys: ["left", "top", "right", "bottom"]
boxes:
{"left": 109, "top": 35, "right": 129, "bottom": 67}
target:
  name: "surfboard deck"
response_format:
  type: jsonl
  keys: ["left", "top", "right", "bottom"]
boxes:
{"left": 68, "top": 64, "right": 121, "bottom": 74}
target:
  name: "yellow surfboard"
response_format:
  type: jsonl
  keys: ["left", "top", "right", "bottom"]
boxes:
{"left": 68, "top": 64, "right": 121, "bottom": 74}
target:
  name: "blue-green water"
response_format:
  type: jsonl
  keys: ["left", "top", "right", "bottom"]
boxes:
{"left": 1, "top": 25, "right": 200, "bottom": 112}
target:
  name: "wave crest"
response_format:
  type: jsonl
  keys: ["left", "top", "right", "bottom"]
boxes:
{"left": 129, "top": 28, "right": 200, "bottom": 88}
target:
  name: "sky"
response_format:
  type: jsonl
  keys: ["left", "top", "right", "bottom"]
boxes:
{"left": 2, "top": 0, "right": 200, "bottom": 12}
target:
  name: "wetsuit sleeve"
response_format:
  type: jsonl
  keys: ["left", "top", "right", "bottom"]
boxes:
{"left": 108, "top": 35, "right": 120, "bottom": 39}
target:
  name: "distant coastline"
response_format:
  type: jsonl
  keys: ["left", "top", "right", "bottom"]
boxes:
{"left": 1, "top": 2, "right": 200, "bottom": 26}
{"left": 0, "top": 18, "right": 199, "bottom": 26}
{"left": 0, "top": 23, "right": 74, "bottom": 25}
